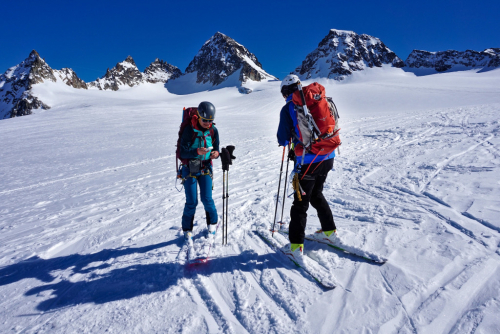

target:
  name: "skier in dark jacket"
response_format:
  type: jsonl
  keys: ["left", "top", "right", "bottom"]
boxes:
{"left": 277, "top": 75, "right": 338, "bottom": 265}
{"left": 179, "top": 101, "right": 220, "bottom": 245}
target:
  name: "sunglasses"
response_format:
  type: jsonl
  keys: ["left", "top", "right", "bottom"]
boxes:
{"left": 200, "top": 118, "right": 213, "bottom": 123}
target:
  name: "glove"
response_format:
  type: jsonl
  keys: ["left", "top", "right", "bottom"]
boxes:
{"left": 221, "top": 148, "right": 230, "bottom": 171}
{"left": 287, "top": 148, "right": 295, "bottom": 161}
{"left": 226, "top": 145, "right": 236, "bottom": 164}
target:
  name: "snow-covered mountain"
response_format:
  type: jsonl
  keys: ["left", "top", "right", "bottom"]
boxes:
{"left": 0, "top": 51, "right": 53, "bottom": 119}
{"left": 186, "top": 32, "right": 277, "bottom": 85}
{"left": 405, "top": 48, "right": 500, "bottom": 72}
{"left": 88, "top": 56, "right": 181, "bottom": 90}
{"left": 0, "top": 50, "right": 55, "bottom": 119}
{"left": 293, "top": 29, "right": 405, "bottom": 81}
{"left": 0, "top": 50, "right": 89, "bottom": 119}
{"left": 88, "top": 56, "right": 144, "bottom": 91}
{"left": 166, "top": 32, "right": 277, "bottom": 94}
{"left": 143, "top": 58, "right": 182, "bottom": 83}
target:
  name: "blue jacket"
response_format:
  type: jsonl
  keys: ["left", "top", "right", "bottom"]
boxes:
{"left": 277, "top": 95, "right": 335, "bottom": 166}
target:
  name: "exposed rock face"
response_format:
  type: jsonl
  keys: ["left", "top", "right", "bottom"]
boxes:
{"left": 88, "top": 56, "right": 144, "bottom": 90}
{"left": 143, "top": 58, "right": 182, "bottom": 83}
{"left": 294, "top": 29, "right": 405, "bottom": 81}
{"left": 184, "top": 32, "right": 277, "bottom": 85}
{"left": 0, "top": 50, "right": 55, "bottom": 119}
{"left": 405, "top": 48, "right": 500, "bottom": 71}
{"left": 54, "top": 68, "right": 88, "bottom": 89}
{"left": 10, "top": 95, "right": 50, "bottom": 117}
{"left": 485, "top": 48, "right": 500, "bottom": 67}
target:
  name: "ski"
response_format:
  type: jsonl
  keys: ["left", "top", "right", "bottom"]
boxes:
{"left": 278, "top": 229, "right": 386, "bottom": 264}
{"left": 255, "top": 229, "right": 336, "bottom": 289}
{"left": 188, "top": 222, "right": 220, "bottom": 265}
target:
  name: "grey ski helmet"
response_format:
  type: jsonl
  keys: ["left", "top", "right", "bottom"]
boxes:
{"left": 198, "top": 101, "right": 216, "bottom": 121}
{"left": 280, "top": 74, "right": 300, "bottom": 97}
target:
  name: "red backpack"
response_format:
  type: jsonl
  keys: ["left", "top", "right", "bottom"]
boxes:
{"left": 291, "top": 82, "right": 341, "bottom": 157}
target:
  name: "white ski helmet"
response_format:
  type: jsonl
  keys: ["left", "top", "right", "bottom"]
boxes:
{"left": 280, "top": 74, "right": 300, "bottom": 90}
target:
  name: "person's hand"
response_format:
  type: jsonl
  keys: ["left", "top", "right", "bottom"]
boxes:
{"left": 197, "top": 148, "right": 210, "bottom": 155}
{"left": 210, "top": 151, "right": 219, "bottom": 159}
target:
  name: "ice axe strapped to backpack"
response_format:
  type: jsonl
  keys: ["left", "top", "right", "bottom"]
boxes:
{"left": 220, "top": 145, "right": 236, "bottom": 245}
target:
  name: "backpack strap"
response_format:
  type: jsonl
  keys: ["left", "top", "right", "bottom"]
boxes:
{"left": 300, "top": 149, "right": 323, "bottom": 180}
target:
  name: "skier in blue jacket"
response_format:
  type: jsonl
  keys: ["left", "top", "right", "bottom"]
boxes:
{"left": 179, "top": 101, "right": 220, "bottom": 245}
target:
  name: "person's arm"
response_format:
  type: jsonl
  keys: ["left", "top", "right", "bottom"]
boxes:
{"left": 277, "top": 102, "right": 293, "bottom": 146}
{"left": 210, "top": 126, "right": 220, "bottom": 159}
{"left": 180, "top": 126, "right": 199, "bottom": 159}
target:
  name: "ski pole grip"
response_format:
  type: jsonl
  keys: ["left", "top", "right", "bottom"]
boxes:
{"left": 221, "top": 148, "right": 230, "bottom": 171}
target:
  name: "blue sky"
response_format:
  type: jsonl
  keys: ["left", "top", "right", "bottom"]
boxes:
{"left": 2, "top": 0, "right": 499, "bottom": 81}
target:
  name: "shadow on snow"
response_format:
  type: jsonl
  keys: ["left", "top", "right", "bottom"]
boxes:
{"left": 0, "top": 242, "right": 284, "bottom": 312}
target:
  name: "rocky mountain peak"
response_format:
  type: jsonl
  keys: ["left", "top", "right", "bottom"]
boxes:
{"left": 88, "top": 56, "right": 144, "bottom": 91}
{"left": 28, "top": 49, "right": 41, "bottom": 60}
{"left": 22, "top": 49, "right": 57, "bottom": 85}
{"left": 0, "top": 50, "right": 56, "bottom": 119}
{"left": 0, "top": 50, "right": 89, "bottom": 119}
{"left": 124, "top": 55, "right": 136, "bottom": 66}
{"left": 143, "top": 58, "right": 182, "bottom": 83}
{"left": 294, "top": 29, "right": 405, "bottom": 80}
{"left": 184, "top": 32, "right": 276, "bottom": 86}
{"left": 405, "top": 48, "right": 500, "bottom": 71}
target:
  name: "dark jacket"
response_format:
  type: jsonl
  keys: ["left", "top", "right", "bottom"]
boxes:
{"left": 180, "top": 123, "right": 220, "bottom": 163}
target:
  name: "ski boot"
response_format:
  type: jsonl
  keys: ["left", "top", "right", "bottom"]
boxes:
{"left": 310, "top": 229, "right": 339, "bottom": 245}
{"left": 283, "top": 243, "right": 306, "bottom": 268}
{"left": 184, "top": 231, "right": 193, "bottom": 246}
{"left": 206, "top": 223, "right": 217, "bottom": 239}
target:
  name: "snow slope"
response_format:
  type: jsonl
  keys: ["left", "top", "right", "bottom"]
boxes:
{"left": 1, "top": 69, "right": 500, "bottom": 333}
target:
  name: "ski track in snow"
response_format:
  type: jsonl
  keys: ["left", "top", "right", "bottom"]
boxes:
{"left": 1, "top": 74, "right": 500, "bottom": 333}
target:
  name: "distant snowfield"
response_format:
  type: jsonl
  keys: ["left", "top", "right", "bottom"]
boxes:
{"left": 1, "top": 68, "right": 500, "bottom": 334}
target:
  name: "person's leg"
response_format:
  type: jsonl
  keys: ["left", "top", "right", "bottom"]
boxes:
{"left": 309, "top": 159, "right": 336, "bottom": 232}
{"left": 289, "top": 175, "right": 316, "bottom": 244}
{"left": 182, "top": 168, "right": 198, "bottom": 231}
{"left": 198, "top": 174, "right": 218, "bottom": 225}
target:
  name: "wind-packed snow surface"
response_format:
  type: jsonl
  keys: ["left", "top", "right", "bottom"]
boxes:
{"left": 1, "top": 67, "right": 500, "bottom": 333}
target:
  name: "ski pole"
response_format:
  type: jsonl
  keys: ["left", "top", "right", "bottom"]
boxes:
{"left": 220, "top": 146, "right": 235, "bottom": 245}
{"left": 278, "top": 146, "right": 290, "bottom": 229}
{"left": 225, "top": 171, "right": 229, "bottom": 245}
{"left": 272, "top": 146, "right": 286, "bottom": 236}
{"left": 222, "top": 171, "right": 226, "bottom": 245}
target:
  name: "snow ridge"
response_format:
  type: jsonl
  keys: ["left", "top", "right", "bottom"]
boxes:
{"left": 293, "top": 29, "right": 405, "bottom": 81}
{"left": 405, "top": 48, "right": 500, "bottom": 72}
{"left": 54, "top": 68, "right": 88, "bottom": 89}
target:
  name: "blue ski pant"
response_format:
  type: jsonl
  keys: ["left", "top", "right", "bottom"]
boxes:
{"left": 181, "top": 165, "right": 218, "bottom": 231}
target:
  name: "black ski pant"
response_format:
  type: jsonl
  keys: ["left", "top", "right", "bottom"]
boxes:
{"left": 289, "top": 158, "right": 336, "bottom": 244}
